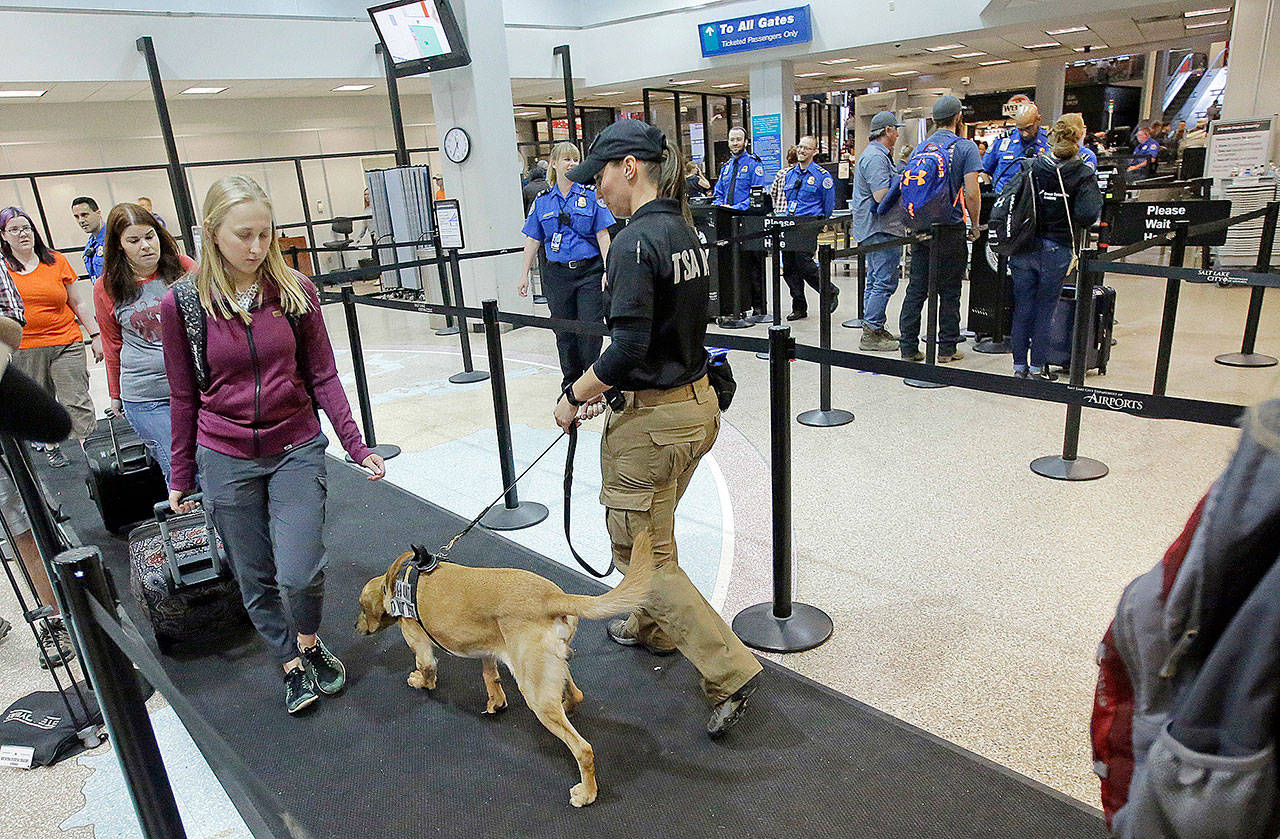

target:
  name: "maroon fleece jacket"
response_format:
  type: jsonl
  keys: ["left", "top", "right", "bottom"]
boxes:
{"left": 161, "top": 276, "right": 372, "bottom": 491}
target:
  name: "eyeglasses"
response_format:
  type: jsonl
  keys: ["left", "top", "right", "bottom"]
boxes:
{"left": 3, "top": 224, "right": 33, "bottom": 235}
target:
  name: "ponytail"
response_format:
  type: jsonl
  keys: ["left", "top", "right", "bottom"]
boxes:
{"left": 643, "top": 143, "right": 691, "bottom": 224}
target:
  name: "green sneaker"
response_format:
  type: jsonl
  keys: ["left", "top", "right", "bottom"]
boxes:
{"left": 284, "top": 666, "right": 318, "bottom": 715}
{"left": 300, "top": 637, "right": 346, "bottom": 696}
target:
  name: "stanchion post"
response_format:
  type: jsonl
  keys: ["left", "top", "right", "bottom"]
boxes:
{"left": 1031, "top": 250, "right": 1108, "bottom": 480}
{"left": 732, "top": 326, "right": 833, "bottom": 652}
{"left": 478, "top": 299, "right": 548, "bottom": 530}
{"left": 446, "top": 249, "right": 491, "bottom": 385}
{"left": 53, "top": 547, "right": 189, "bottom": 839}
{"left": 905, "top": 225, "right": 948, "bottom": 389}
{"left": 756, "top": 227, "right": 782, "bottom": 359}
{"left": 1216, "top": 200, "right": 1279, "bottom": 368}
{"left": 842, "top": 250, "right": 867, "bottom": 329}
{"left": 974, "top": 255, "right": 1013, "bottom": 354}
{"left": 719, "top": 217, "right": 752, "bottom": 329}
{"left": 798, "top": 245, "right": 853, "bottom": 427}
{"left": 339, "top": 286, "right": 400, "bottom": 461}
{"left": 1152, "top": 220, "right": 1189, "bottom": 396}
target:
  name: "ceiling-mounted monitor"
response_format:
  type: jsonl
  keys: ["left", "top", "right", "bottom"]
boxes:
{"left": 369, "top": 0, "right": 471, "bottom": 76}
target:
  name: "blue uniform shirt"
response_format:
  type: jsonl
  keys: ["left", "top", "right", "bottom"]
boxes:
{"left": 1079, "top": 145, "right": 1098, "bottom": 171}
{"left": 1132, "top": 138, "right": 1159, "bottom": 176}
{"left": 521, "top": 181, "right": 615, "bottom": 264}
{"left": 83, "top": 226, "right": 105, "bottom": 283}
{"left": 712, "top": 152, "right": 768, "bottom": 211}
{"left": 983, "top": 127, "right": 1050, "bottom": 193}
{"left": 783, "top": 162, "right": 836, "bottom": 218}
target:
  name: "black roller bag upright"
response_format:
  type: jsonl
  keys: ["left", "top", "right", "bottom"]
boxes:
{"left": 84, "top": 417, "right": 168, "bottom": 534}
{"left": 127, "top": 494, "right": 247, "bottom": 654}
{"left": 1046, "top": 283, "right": 1116, "bottom": 375}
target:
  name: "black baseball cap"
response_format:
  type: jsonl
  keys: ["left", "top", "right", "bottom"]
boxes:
{"left": 567, "top": 118, "right": 667, "bottom": 183}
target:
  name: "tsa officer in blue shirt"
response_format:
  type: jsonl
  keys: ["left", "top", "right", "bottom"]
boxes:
{"left": 71, "top": 196, "right": 105, "bottom": 283}
{"left": 780, "top": 135, "right": 838, "bottom": 319}
{"left": 712, "top": 126, "right": 770, "bottom": 319}
{"left": 518, "top": 141, "right": 615, "bottom": 389}
{"left": 1127, "top": 126, "right": 1159, "bottom": 179}
{"left": 982, "top": 103, "right": 1051, "bottom": 193}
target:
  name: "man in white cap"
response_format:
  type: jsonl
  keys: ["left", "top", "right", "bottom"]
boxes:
{"left": 851, "top": 110, "right": 906, "bottom": 351}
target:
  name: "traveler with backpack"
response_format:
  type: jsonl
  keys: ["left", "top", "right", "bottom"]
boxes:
{"left": 161, "top": 175, "right": 386, "bottom": 715}
{"left": 851, "top": 110, "right": 906, "bottom": 352}
{"left": 1007, "top": 114, "right": 1102, "bottom": 380}
{"left": 897, "top": 96, "right": 983, "bottom": 363}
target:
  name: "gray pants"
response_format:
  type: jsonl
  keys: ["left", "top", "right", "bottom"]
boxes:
{"left": 197, "top": 434, "right": 329, "bottom": 666}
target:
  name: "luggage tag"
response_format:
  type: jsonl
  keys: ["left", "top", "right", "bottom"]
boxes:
{"left": 550, "top": 231, "right": 563, "bottom": 253}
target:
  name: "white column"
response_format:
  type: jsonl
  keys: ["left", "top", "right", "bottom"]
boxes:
{"left": 429, "top": 0, "right": 527, "bottom": 312}
{"left": 1139, "top": 50, "right": 1159, "bottom": 124}
{"left": 1034, "top": 60, "right": 1065, "bottom": 122}
{"left": 1223, "top": 0, "right": 1280, "bottom": 151}
{"left": 748, "top": 60, "right": 795, "bottom": 178}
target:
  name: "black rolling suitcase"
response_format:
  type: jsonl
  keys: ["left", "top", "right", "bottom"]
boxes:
{"left": 1046, "top": 283, "right": 1115, "bottom": 374}
{"left": 84, "top": 418, "right": 168, "bottom": 534}
{"left": 127, "top": 495, "right": 247, "bottom": 653}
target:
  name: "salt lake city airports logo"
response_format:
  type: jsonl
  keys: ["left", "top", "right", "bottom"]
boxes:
{"left": 4, "top": 708, "right": 61, "bottom": 730}
{"left": 1078, "top": 388, "right": 1145, "bottom": 413}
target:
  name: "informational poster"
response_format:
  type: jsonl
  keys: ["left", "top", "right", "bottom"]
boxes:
{"left": 1207, "top": 117, "right": 1275, "bottom": 180}
{"left": 433, "top": 199, "right": 464, "bottom": 251}
{"left": 689, "top": 122, "right": 706, "bottom": 163}
{"left": 751, "top": 113, "right": 783, "bottom": 177}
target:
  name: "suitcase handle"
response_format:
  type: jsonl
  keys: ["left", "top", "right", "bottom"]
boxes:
{"left": 153, "top": 494, "right": 226, "bottom": 586}
{"left": 104, "top": 415, "right": 150, "bottom": 470}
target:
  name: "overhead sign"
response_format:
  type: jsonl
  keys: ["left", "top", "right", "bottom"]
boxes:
{"left": 1207, "top": 117, "right": 1274, "bottom": 180}
{"left": 1108, "top": 200, "right": 1232, "bottom": 247}
{"left": 699, "top": 5, "right": 812, "bottom": 58}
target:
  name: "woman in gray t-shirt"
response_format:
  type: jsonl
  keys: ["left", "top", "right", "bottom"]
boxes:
{"left": 93, "top": 203, "right": 194, "bottom": 481}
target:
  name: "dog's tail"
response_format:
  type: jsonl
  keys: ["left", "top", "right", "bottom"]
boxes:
{"left": 547, "top": 529, "right": 655, "bottom": 620}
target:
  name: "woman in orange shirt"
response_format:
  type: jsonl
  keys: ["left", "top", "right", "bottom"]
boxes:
{"left": 0, "top": 206, "right": 100, "bottom": 467}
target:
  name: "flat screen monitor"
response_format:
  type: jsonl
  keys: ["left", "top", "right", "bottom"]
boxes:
{"left": 369, "top": 0, "right": 471, "bottom": 76}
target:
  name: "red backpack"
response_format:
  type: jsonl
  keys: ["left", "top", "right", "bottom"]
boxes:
{"left": 1090, "top": 493, "right": 1206, "bottom": 826}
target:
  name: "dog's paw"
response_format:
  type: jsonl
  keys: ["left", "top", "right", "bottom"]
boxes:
{"left": 484, "top": 697, "right": 508, "bottom": 715}
{"left": 569, "top": 783, "right": 596, "bottom": 808}
{"left": 407, "top": 670, "right": 436, "bottom": 690}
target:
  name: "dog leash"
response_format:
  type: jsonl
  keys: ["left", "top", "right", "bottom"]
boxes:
{"left": 564, "top": 425, "right": 616, "bottom": 579}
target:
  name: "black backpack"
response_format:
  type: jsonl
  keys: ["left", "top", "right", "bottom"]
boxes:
{"left": 987, "top": 158, "right": 1038, "bottom": 257}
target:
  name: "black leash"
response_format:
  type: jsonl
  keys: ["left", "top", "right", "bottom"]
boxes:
{"left": 564, "top": 425, "right": 616, "bottom": 578}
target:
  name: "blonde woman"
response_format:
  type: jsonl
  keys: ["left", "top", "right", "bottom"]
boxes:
{"left": 161, "top": 175, "right": 385, "bottom": 715}
{"left": 517, "top": 141, "right": 615, "bottom": 390}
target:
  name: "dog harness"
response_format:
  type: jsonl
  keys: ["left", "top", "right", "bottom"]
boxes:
{"left": 387, "top": 549, "right": 460, "bottom": 656}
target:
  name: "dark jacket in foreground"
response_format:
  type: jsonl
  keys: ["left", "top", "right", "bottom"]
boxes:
{"left": 1028, "top": 155, "right": 1103, "bottom": 247}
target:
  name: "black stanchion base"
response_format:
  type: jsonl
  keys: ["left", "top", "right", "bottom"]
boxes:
{"left": 756, "top": 350, "right": 770, "bottom": 360}
{"left": 345, "top": 443, "right": 402, "bottom": 464}
{"left": 1030, "top": 455, "right": 1109, "bottom": 481}
{"left": 841, "top": 317, "right": 865, "bottom": 329}
{"left": 960, "top": 329, "right": 976, "bottom": 340}
{"left": 973, "top": 339, "right": 1012, "bottom": 354}
{"left": 718, "top": 315, "right": 755, "bottom": 330}
{"left": 449, "top": 370, "right": 491, "bottom": 384}
{"left": 732, "top": 602, "right": 834, "bottom": 653}
{"left": 1214, "top": 351, "right": 1278, "bottom": 368}
{"left": 481, "top": 501, "right": 549, "bottom": 531}
{"left": 797, "top": 408, "right": 854, "bottom": 427}
{"left": 435, "top": 326, "right": 460, "bottom": 336}
{"left": 903, "top": 377, "right": 947, "bottom": 389}
{"left": 533, "top": 295, "right": 547, "bottom": 305}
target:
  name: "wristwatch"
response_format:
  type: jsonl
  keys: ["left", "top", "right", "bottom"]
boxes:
{"left": 561, "top": 383, "right": 583, "bottom": 407}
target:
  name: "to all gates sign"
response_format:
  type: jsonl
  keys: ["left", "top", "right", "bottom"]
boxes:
{"left": 699, "top": 5, "right": 812, "bottom": 58}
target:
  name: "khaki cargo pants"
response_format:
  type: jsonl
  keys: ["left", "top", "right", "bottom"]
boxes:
{"left": 12, "top": 342, "right": 97, "bottom": 441}
{"left": 600, "top": 375, "right": 762, "bottom": 704}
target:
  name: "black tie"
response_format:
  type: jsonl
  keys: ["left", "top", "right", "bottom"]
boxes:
{"left": 727, "top": 153, "right": 741, "bottom": 205}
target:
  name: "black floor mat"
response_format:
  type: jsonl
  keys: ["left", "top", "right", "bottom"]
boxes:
{"left": 38, "top": 443, "right": 1106, "bottom": 839}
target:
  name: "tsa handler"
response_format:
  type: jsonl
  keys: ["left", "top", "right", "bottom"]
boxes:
{"left": 553, "top": 119, "right": 762, "bottom": 738}
{"left": 518, "top": 141, "right": 615, "bottom": 390}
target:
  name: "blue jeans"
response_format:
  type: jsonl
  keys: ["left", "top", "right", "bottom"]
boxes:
{"left": 860, "top": 232, "right": 902, "bottom": 330}
{"left": 122, "top": 399, "right": 173, "bottom": 483}
{"left": 1009, "top": 238, "right": 1073, "bottom": 369}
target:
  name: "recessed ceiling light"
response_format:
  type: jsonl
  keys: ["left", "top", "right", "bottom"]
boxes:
{"left": 670, "top": 79, "right": 705, "bottom": 85}
{"left": 1022, "top": 42, "right": 1061, "bottom": 49}
{"left": 952, "top": 51, "right": 987, "bottom": 58}
{"left": 712, "top": 83, "right": 742, "bottom": 88}
{"left": 890, "top": 70, "right": 919, "bottom": 76}
{"left": 1072, "top": 45, "right": 1109, "bottom": 51}
{"left": 1046, "top": 26, "right": 1088, "bottom": 35}
{"left": 549, "top": 97, "right": 566, "bottom": 103}
{"left": 833, "top": 77, "right": 864, "bottom": 84}
{"left": 926, "top": 43, "right": 966, "bottom": 51}
{"left": 881, "top": 88, "right": 907, "bottom": 94}
{"left": 818, "top": 58, "right": 858, "bottom": 64}
{"left": 180, "top": 86, "right": 227, "bottom": 95}
{"left": 856, "top": 64, "right": 885, "bottom": 70}
{"left": 622, "top": 101, "right": 644, "bottom": 105}
{"left": 597, "top": 91, "right": 626, "bottom": 95}
{"left": 796, "top": 71, "right": 826, "bottom": 77}
{"left": 332, "top": 84, "right": 374, "bottom": 92}
{"left": 1185, "top": 6, "right": 1230, "bottom": 16}
{"left": 980, "top": 58, "right": 1012, "bottom": 65}
{"left": 0, "top": 89, "right": 46, "bottom": 98}
{"left": 1185, "top": 18, "right": 1229, "bottom": 27}
{"left": 513, "top": 111, "right": 539, "bottom": 117}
